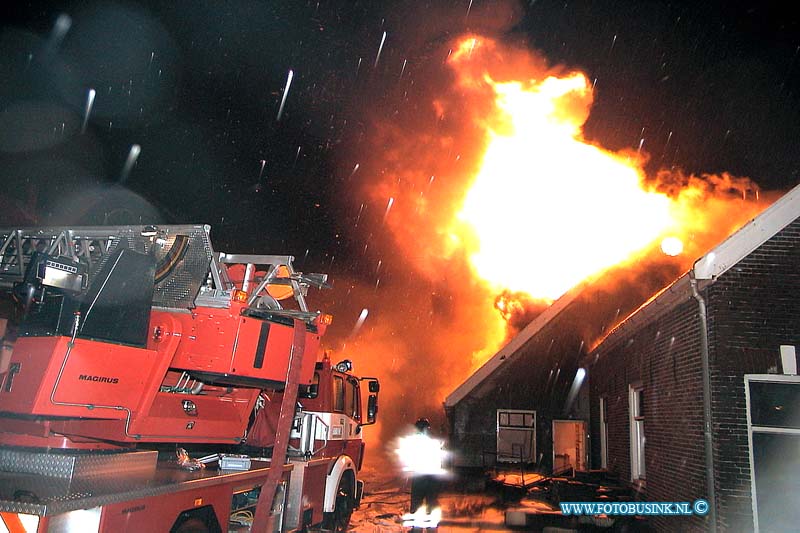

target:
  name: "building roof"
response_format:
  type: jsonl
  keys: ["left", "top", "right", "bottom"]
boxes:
{"left": 444, "top": 282, "right": 586, "bottom": 408}
{"left": 445, "top": 180, "right": 800, "bottom": 408}
{"left": 593, "top": 180, "right": 800, "bottom": 352}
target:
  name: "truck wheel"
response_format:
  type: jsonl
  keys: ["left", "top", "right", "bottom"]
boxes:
{"left": 322, "top": 476, "right": 354, "bottom": 533}
{"left": 173, "top": 518, "right": 209, "bottom": 533}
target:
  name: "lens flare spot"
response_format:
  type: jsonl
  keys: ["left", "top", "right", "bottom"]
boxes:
{"left": 660, "top": 236, "right": 684, "bottom": 256}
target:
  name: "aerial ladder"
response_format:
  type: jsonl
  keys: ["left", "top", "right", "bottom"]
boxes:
{"left": 0, "top": 225, "right": 378, "bottom": 533}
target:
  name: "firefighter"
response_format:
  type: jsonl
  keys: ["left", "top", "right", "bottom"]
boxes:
{"left": 397, "top": 417, "right": 447, "bottom": 529}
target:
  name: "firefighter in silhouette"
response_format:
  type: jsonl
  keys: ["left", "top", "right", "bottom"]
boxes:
{"left": 397, "top": 417, "right": 447, "bottom": 529}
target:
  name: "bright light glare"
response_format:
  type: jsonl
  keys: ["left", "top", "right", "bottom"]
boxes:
{"left": 395, "top": 433, "right": 448, "bottom": 475}
{"left": 660, "top": 236, "right": 684, "bottom": 256}
{"left": 402, "top": 506, "right": 442, "bottom": 528}
{"left": 454, "top": 72, "right": 673, "bottom": 301}
{"left": 447, "top": 38, "right": 766, "bottom": 305}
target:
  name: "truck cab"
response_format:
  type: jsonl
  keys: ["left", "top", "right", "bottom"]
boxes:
{"left": 247, "top": 356, "right": 380, "bottom": 532}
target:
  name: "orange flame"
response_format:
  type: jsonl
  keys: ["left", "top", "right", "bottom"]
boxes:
{"left": 334, "top": 34, "right": 770, "bottom": 450}
{"left": 445, "top": 36, "right": 766, "bottom": 302}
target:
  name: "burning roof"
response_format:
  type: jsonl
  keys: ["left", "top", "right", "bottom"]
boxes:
{"left": 445, "top": 181, "right": 800, "bottom": 409}
{"left": 327, "top": 33, "right": 777, "bottom": 443}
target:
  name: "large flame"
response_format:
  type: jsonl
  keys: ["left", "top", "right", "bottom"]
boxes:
{"left": 332, "top": 34, "right": 769, "bottom": 453}
{"left": 447, "top": 36, "right": 764, "bottom": 302}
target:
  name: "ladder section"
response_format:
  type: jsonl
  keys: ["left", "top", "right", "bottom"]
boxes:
{"left": 0, "top": 225, "right": 212, "bottom": 309}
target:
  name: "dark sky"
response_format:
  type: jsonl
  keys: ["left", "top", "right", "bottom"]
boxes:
{"left": 1, "top": 0, "right": 799, "bottom": 277}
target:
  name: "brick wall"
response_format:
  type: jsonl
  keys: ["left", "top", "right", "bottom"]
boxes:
{"left": 587, "top": 216, "right": 800, "bottom": 532}
{"left": 707, "top": 216, "right": 800, "bottom": 532}
{"left": 449, "top": 277, "right": 674, "bottom": 470}
{"left": 589, "top": 299, "right": 711, "bottom": 532}
{"left": 449, "top": 300, "right": 589, "bottom": 469}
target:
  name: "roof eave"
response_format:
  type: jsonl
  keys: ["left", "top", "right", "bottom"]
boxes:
{"left": 444, "top": 282, "right": 586, "bottom": 408}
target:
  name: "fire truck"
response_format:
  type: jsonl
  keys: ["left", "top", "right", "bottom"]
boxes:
{"left": 0, "top": 225, "right": 379, "bottom": 533}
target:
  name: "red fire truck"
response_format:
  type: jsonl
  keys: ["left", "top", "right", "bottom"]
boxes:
{"left": 0, "top": 225, "right": 379, "bottom": 533}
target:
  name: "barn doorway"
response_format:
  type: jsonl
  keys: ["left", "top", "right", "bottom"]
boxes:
{"left": 552, "top": 420, "right": 587, "bottom": 474}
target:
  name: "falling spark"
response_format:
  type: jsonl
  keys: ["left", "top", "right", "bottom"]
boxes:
{"left": 565, "top": 367, "right": 587, "bottom": 412}
{"left": 399, "top": 59, "right": 407, "bottom": 79}
{"left": 120, "top": 144, "right": 141, "bottom": 183}
{"left": 355, "top": 203, "right": 365, "bottom": 227}
{"left": 258, "top": 159, "right": 266, "bottom": 180}
{"left": 277, "top": 69, "right": 294, "bottom": 121}
{"left": 82, "top": 88, "right": 96, "bottom": 134}
{"left": 383, "top": 197, "right": 394, "bottom": 222}
{"left": 349, "top": 163, "right": 360, "bottom": 179}
{"left": 356, "top": 57, "right": 362, "bottom": 76}
{"left": 350, "top": 308, "right": 369, "bottom": 338}
{"left": 294, "top": 146, "right": 302, "bottom": 167}
{"left": 466, "top": 0, "right": 474, "bottom": 18}
{"left": 49, "top": 14, "right": 72, "bottom": 48}
{"left": 374, "top": 31, "right": 387, "bottom": 68}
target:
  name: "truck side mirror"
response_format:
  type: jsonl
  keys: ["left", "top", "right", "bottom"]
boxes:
{"left": 365, "top": 394, "right": 378, "bottom": 425}
{"left": 361, "top": 377, "right": 379, "bottom": 393}
{"left": 359, "top": 377, "right": 379, "bottom": 425}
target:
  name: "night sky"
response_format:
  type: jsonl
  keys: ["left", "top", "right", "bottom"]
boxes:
{"left": 1, "top": 0, "right": 799, "bottom": 290}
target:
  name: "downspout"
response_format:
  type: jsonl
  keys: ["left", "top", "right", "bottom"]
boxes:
{"left": 690, "top": 272, "right": 717, "bottom": 532}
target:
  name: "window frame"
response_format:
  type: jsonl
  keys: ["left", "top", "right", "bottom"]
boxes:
{"left": 599, "top": 396, "right": 609, "bottom": 470}
{"left": 332, "top": 375, "right": 345, "bottom": 413}
{"left": 629, "top": 384, "right": 646, "bottom": 482}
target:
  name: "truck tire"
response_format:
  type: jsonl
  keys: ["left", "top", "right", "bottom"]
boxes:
{"left": 173, "top": 518, "right": 209, "bottom": 533}
{"left": 170, "top": 506, "right": 222, "bottom": 533}
{"left": 322, "top": 474, "right": 354, "bottom": 533}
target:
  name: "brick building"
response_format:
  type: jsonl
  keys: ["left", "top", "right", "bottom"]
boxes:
{"left": 445, "top": 183, "right": 800, "bottom": 532}
{"left": 587, "top": 183, "right": 800, "bottom": 532}
{"left": 444, "top": 230, "right": 690, "bottom": 472}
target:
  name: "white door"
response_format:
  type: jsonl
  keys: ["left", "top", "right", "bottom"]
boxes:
{"left": 553, "top": 420, "right": 587, "bottom": 473}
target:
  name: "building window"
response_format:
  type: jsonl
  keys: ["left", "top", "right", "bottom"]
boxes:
{"left": 599, "top": 396, "right": 608, "bottom": 470}
{"left": 496, "top": 409, "right": 536, "bottom": 464}
{"left": 345, "top": 377, "right": 359, "bottom": 419}
{"left": 333, "top": 375, "right": 344, "bottom": 412}
{"left": 629, "top": 384, "right": 646, "bottom": 481}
